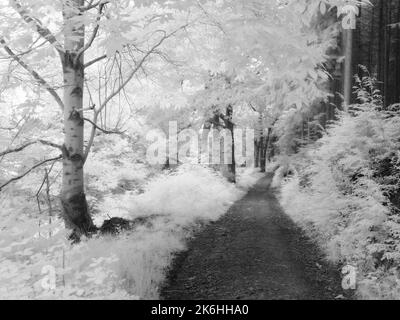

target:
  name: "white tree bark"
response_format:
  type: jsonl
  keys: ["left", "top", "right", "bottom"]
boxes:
{"left": 60, "top": 0, "right": 95, "bottom": 237}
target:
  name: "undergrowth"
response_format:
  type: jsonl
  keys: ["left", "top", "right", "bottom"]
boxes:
{"left": 274, "top": 73, "right": 400, "bottom": 299}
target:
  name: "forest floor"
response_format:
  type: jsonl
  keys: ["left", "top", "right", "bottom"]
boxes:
{"left": 161, "top": 173, "right": 351, "bottom": 300}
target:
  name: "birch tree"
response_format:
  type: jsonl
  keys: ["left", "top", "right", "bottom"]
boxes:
{"left": 0, "top": 0, "right": 190, "bottom": 238}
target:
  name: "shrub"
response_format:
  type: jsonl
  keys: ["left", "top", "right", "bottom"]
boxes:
{"left": 275, "top": 79, "right": 400, "bottom": 299}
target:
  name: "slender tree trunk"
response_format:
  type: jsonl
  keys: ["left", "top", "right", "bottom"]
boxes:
{"left": 60, "top": 0, "right": 95, "bottom": 238}
{"left": 254, "top": 140, "right": 260, "bottom": 168}
{"left": 383, "top": 1, "right": 390, "bottom": 107}
{"left": 254, "top": 111, "right": 263, "bottom": 169}
{"left": 225, "top": 105, "right": 236, "bottom": 183}
{"left": 265, "top": 127, "right": 272, "bottom": 161}
{"left": 397, "top": 2, "right": 400, "bottom": 102}
{"left": 378, "top": 0, "right": 385, "bottom": 93}
{"left": 368, "top": 5, "right": 374, "bottom": 71}
{"left": 260, "top": 128, "right": 272, "bottom": 173}
{"left": 343, "top": 28, "right": 353, "bottom": 108}
{"left": 259, "top": 136, "right": 266, "bottom": 172}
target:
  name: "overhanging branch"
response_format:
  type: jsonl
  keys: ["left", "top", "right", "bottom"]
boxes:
{"left": 83, "top": 24, "right": 189, "bottom": 162}
{"left": 96, "top": 24, "right": 188, "bottom": 115}
{"left": 83, "top": 117, "right": 125, "bottom": 135}
{"left": 0, "top": 155, "right": 62, "bottom": 192}
{"left": 84, "top": 54, "right": 107, "bottom": 69}
{"left": 10, "top": 0, "right": 64, "bottom": 54}
{"left": 0, "top": 139, "right": 62, "bottom": 157}
{"left": 0, "top": 37, "right": 64, "bottom": 111}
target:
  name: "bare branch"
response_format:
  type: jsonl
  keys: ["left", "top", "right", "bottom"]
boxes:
{"left": 196, "top": 0, "right": 226, "bottom": 34}
{"left": 83, "top": 112, "right": 98, "bottom": 164}
{"left": 75, "top": 2, "right": 107, "bottom": 64}
{"left": 83, "top": 117, "right": 125, "bottom": 135}
{"left": 0, "top": 36, "right": 47, "bottom": 60}
{"left": 0, "top": 37, "right": 64, "bottom": 111}
{"left": 84, "top": 54, "right": 107, "bottom": 69}
{"left": 0, "top": 139, "right": 62, "bottom": 157}
{"left": 0, "top": 141, "right": 35, "bottom": 157}
{"left": 38, "top": 139, "right": 63, "bottom": 150}
{"left": 10, "top": 0, "right": 64, "bottom": 54}
{"left": 81, "top": 0, "right": 109, "bottom": 12}
{"left": 0, "top": 124, "right": 20, "bottom": 131}
{"left": 82, "top": 113, "right": 127, "bottom": 163}
{"left": 96, "top": 24, "right": 188, "bottom": 116}
{"left": 0, "top": 155, "right": 62, "bottom": 192}
{"left": 249, "top": 102, "right": 257, "bottom": 112}
{"left": 83, "top": 24, "right": 189, "bottom": 162}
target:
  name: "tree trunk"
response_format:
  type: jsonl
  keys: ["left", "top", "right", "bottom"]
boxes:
{"left": 383, "top": 1, "right": 390, "bottom": 107}
{"left": 60, "top": 0, "right": 95, "bottom": 238}
{"left": 378, "top": 0, "right": 385, "bottom": 94}
{"left": 201, "top": 107, "right": 236, "bottom": 183}
{"left": 254, "top": 111, "right": 263, "bottom": 169}
{"left": 260, "top": 128, "right": 272, "bottom": 173}
{"left": 343, "top": 28, "right": 353, "bottom": 108}
{"left": 259, "top": 136, "right": 266, "bottom": 172}
{"left": 265, "top": 127, "right": 273, "bottom": 165}
{"left": 254, "top": 140, "right": 260, "bottom": 168}
{"left": 224, "top": 105, "right": 236, "bottom": 183}
{"left": 397, "top": 1, "right": 400, "bottom": 102}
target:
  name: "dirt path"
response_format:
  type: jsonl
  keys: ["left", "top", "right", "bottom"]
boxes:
{"left": 161, "top": 174, "right": 349, "bottom": 300}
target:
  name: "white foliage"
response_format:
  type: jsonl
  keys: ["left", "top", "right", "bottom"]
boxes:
{"left": 275, "top": 106, "right": 400, "bottom": 299}
{"left": 0, "top": 164, "right": 259, "bottom": 299}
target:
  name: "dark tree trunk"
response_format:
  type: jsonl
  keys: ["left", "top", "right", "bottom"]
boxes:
{"left": 201, "top": 106, "right": 236, "bottom": 183}
{"left": 254, "top": 140, "right": 260, "bottom": 168}
{"left": 260, "top": 128, "right": 272, "bottom": 173}
{"left": 223, "top": 105, "right": 236, "bottom": 183}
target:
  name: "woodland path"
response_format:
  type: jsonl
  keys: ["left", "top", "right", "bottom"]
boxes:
{"left": 161, "top": 173, "right": 349, "bottom": 300}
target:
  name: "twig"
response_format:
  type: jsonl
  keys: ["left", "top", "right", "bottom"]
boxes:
{"left": 0, "top": 155, "right": 62, "bottom": 191}
{"left": 83, "top": 117, "right": 125, "bottom": 135}
{"left": 84, "top": 54, "right": 107, "bottom": 69}
{"left": 0, "top": 37, "right": 64, "bottom": 111}
{"left": 0, "top": 139, "right": 62, "bottom": 157}
{"left": 83, "top": 24, "right": 188, "bottom": 162}
{"left": 75, "top": 2, "right": 107, "bottom": 65}
{"left": 45, "top": 168, "right": 52, "bottom": 237}
{"left": 81, "top": 0, "right": 109, "bottom": 11}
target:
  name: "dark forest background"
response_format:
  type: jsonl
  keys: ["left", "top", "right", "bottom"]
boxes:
{"left": 354, "top": 0, "right": 400, "bottom": 106}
